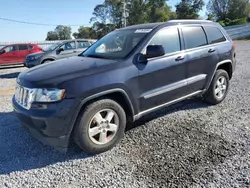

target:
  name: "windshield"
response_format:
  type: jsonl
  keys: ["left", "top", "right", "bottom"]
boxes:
{"left": 81, "top": 29, "right": 151, "bottom": 59}
{"left": 43, "top": 42, "right": 61, "bottom": 52}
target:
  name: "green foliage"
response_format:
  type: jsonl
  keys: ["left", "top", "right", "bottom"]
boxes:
{"left": 45, "top": 25, "right": 72, "bottom": 41}
{"left": 55, "top": 25, "right": 72, "bottom": 40}
{"left": 218, "top": 18, "right": 248, "bottom": 26}
{"left": 207, "top": 0, "right": 250, "bottom": 22}
{"left": 176, "top": 0, "right": 205, "bottom": 19}
{"left": 73, "top": 26, "right": 97, "bottom": 39}
{"left": 46, "top": 31, "right": 59, "bottom": 41}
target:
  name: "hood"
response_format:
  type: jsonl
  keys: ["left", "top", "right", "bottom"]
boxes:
{"left": 18, "top": 56, "right": 118, "bottom": 88}
{"left": 26, "top": 51, "right": 45, "bottom": 57}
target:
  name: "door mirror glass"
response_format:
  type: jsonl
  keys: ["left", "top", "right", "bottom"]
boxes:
{"left": 146, "top": 45, "right": 165, "bottom": 59}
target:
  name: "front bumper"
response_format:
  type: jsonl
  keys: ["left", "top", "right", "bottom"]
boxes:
{"left": 24, "top": 58, "right": 41, "bottom": 68}
{"left": 12, "top": 96, "right": 79, "bottom": 152}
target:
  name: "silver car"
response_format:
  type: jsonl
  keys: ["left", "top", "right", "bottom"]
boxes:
{"left": 24, "top": 39, "right": 95, "bottom": 68}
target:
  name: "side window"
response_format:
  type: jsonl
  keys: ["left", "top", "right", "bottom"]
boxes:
{"left": 18, "top": 45, "right": 29, "bottom": 50}
{"left": 5, "top": 45, "right": 16, "bottom": 52}
{"left": 60, "top": 42, "right": 76, "bottom": 50}
{"left": 28, "top": 45, "right": 34, "bottom": 50}
{"left": 147, "top": 27, "right": 181, "bottom": 54}
{"left": 203, "top": 26, "right": 226, "bottom": 44}
{"left": 77, "top": 41, "right": 90, "bottom": 49}
{"left": 182, "top": 26, "right": 207, "bottom": 49}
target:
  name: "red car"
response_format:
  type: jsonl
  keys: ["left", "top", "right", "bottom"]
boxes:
{"left": 0, "top": 43, "right": 43, "bottom": 65}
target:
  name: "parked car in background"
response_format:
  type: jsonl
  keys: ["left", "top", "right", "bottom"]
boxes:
{"left": 0, "top": 43, "right": 43, "bottom": 65}
{"left": 24, "top": 39, "right": 95, "bottom": 68}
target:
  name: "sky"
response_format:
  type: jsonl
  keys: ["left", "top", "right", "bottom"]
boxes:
{"left": 0, "top": 0, "right": 208, "bottom": 42}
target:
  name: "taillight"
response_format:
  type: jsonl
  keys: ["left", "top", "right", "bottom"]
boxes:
{"left": 233, "top": 43, "right": 236, "bottom": 50}
{"left": 233, "top": 43, "right": 236, "bottom": 58}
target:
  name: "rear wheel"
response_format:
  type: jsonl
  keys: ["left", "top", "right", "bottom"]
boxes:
{"left": 203, "top": 69, "right": 229, "bottom": 105}
{"left": 73, "top": 99, "right": 126, "bottom": 154}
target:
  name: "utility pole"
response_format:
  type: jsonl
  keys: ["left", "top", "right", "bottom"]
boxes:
{"left": 123, "top": 0, "right": 127, "bottom": 27}
{"left": 121, "top": 0, "right": 130, "bottom": 27}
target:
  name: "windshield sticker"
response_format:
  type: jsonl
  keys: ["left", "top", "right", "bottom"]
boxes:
{"left": 135, "top": 29, "right": 152, "bottom": 33}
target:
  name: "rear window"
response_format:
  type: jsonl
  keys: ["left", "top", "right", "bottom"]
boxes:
{"left": 77, "top": 41, "right": 90, "bottom": 49}
{"left": 18, "top": 45, "right": 28, "bottom": 50}
{"left": 182, "top": 26, "right": 207, "bottom": 49}
{"left": 28, "top": 45, "right": 34, "bottom": 50}
{"left": 203, "top": 26, "right": 226, "bottom": 44}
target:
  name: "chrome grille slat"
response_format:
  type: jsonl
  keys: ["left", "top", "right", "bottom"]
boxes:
{"left": 15, "top": 83, "right": 32, "bottom": 110}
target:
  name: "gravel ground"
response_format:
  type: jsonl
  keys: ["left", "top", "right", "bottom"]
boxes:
{"left": 0, "top": 41, "right": 250, "bottom": 188}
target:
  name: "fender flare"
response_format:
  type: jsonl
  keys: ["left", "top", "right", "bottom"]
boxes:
{"left": 204, "top": 59, "right": 233, "bottom": 90}
{"left": 68, "top": 88, "right": 135, "bottom": 135}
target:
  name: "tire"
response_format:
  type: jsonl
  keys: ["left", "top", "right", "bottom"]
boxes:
{"left": 73, "top": 99, "right": 126, "bottom": 154}
{"left": 203, "top": 69, "right": 230, "bottom": 105}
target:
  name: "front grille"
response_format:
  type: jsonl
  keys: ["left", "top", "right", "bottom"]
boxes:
{"left": 15, "top": 84, "right": 33, "bottom": 109}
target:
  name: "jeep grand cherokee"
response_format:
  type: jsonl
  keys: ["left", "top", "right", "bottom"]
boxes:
{"left": 13, "top": 20, "right": 236, "bottom": 154}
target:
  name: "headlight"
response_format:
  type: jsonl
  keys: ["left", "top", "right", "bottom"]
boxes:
{"left": 35, "top": 88, "right": 66, "bottom": 102}
{"left": 30, "top": 54, "right": 43, "bottom": 60}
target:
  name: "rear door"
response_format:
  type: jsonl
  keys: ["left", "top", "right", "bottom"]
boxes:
{"left": 57, "top": 41, "right": 77, "bottom": 59}
{"left": 0, "top": 45, "right": 19, "bottom": 64}
{"left": 17, "top": 44, "right": 30, "bottom": 63}
{"left": 180, "top": 25, "right": 220, "bottom": 93}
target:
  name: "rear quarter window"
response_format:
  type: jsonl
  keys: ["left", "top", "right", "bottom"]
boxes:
{"left": 203, "top": 26, "right": 226, "bottom": 44}
{"left": 28, "top": 45, "right": 34, "bottom": 50}
{"left": 18, "top": 45, "right": 29, "bottom": 50}
{"left": 182, "top": 26, "right": 207, "bottom": 50}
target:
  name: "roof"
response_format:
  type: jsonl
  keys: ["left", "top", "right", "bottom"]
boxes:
{"left": 118, "top": 19, "right": 215, "bottom": 31}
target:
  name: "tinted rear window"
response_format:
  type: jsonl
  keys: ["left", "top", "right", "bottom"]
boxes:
{"left": 18, "top": 45, "right": 28, "bottom": 50}
{"left": 182, "top": 26, "right": 207, "bottom": 49}
{"left": 204, "top": 26, "right": 226, "bottom": 44}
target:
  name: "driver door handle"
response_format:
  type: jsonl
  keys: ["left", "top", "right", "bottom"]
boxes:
{"left": 175, "top": 55, "right": 185, "bottom": 61}
{"left": 208, "top": 48, "right": 216, "bottom": 53}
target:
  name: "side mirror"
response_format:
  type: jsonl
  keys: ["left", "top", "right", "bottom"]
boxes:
{"left": 58, "top": 48, "right": 64, "bottom": 53}
{"left": 0, "top": 49, "right": 6, "bottom": 54}
{"left": 146, "top": 45, "right": 165, "bottom": 59}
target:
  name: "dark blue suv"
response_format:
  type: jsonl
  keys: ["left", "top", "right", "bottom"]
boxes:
{"left": 13, "top": 20, "right": 236, "bottom": 154}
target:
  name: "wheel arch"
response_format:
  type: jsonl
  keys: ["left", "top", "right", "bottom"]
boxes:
{"left": 41, "top": 58, "right": 56, "bottom": 64}
{"left": 68, "top": 89, "right": 135, "bottom": 136}
{"left": 205, "top": 59, "right": 233, "bottom": 91}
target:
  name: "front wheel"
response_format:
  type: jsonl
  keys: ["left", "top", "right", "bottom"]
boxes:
{"left": 203, "top": 69, "right": 230, "bottom": 105}
{"left": 73, "top": 99, "right": 126, "bottom": 154}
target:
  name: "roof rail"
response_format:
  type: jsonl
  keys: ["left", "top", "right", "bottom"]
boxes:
{"left": 169, "top": 19, "right": 212, "bottom": 23}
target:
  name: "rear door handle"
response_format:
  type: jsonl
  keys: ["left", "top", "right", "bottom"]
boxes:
{"left": 175, "top": 55, "right": 185, "bottom": 61}
{"left": 208, "top": 48, "right": 216, "bottom": 53}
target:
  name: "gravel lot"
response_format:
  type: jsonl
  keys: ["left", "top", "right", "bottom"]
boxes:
{"left": 0, "top": 41, "right": 250, "bottom": 188}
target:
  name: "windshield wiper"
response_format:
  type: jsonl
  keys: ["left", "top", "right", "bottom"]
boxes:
{"left": 85, "top": 54, "right": 109, "bottom": 59}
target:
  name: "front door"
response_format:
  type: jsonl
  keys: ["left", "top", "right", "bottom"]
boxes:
{"left": 0, "top": 45, "right": 19, "bottom": 65}
{"left": 138, "top": 26, "right": 189, "bottom": 112}
{"left": 57, "top": 41, "right": 77, "bottom": 59}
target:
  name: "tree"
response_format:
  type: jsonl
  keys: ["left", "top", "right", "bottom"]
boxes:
{"left": 147, "top": 0, "right": 176, "bottom": 22}
{"left": 176, "top": 0, "right": 205, "bottom": 19}
{"left": 207, "top": 0, "right": 250, "bottom": 21}
{"left": 73, "top": 26, "right": 97, "bottom": 39}
{"left": 227, "top": 0, "right": 250, "bottom": 20}
{"left": 46, "top": 31, "right": 58, "bottom": 41}
{"left": 55, "top": 25, "right": 72, "bottom": 40}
